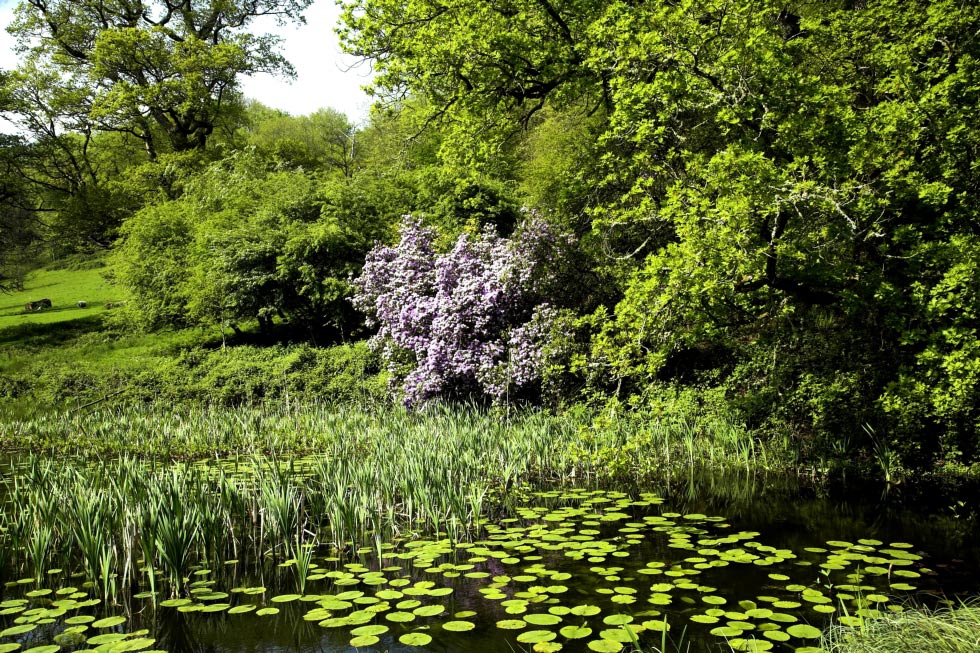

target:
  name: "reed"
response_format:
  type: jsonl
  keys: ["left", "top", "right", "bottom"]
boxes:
{"left": 822, "top": 601, "right": 980, "bottom": 653}
{"left": 0, "top": 401, "right": 778, "bottom": 595}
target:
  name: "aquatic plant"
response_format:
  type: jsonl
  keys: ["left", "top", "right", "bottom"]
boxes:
{"left": 822, "top": 600, "right": 980, "bottom": 653}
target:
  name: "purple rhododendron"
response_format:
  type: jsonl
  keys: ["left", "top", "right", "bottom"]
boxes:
{"left": 352, "top": 213, "right": 571, "bottom": 405}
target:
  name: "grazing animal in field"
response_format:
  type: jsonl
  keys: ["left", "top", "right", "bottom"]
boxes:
{"left": 77, "top": 300, "right": 87, "bottom": 308}
{"left": 24, "top": 298, "right": 52, "bottom": 311}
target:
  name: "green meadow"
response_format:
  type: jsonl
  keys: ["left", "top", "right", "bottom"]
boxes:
{"left": 0, "top": 258, "right": 124, "bottom": 331}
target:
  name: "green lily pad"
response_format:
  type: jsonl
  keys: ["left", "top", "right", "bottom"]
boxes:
{"left": 786, "top": 624, "right": 822, "bottom": 639}
{"left": 398, "top": 632, "right": 432, "bottom": 647}
{"left": 228, "top": 605, "right": 256, "bottom": 614}
{"left": 64, "top": 616, "right": 96, "bottom": 625}
{"left": 560, "top": 625, "right": 592, "bottom": 639}
{"left": 349, "top": 635, "right": 379, "bottom": 647}
{"left": 763, "top": 630, "right": 790, "bottom": 642}
{"left": 351, "top": 625, "right": 389, "bottom": 637}
{"left": 526, "top": 614, "right": 563, "bottom": 626}
{"left": 586, "top": 640, "right": 622, "bottom": 652}
{"left": 691, "top": 615, "right": 719, "bottom": 624}
{"left": 711, "top": 626, "right": 745, "bottom": 637}
{"left": 442, "top": 621, "right": 476, "bottom": 632}
{"left": 729, "top": 638, "right": 773, "bottom": 652}
{"left": 87, "top": 633, "right": 128, "bottom": 645}
{"left": 518, "top": 630, "right": 557, "bottom": 644}
{"left": 270, "top": 594, "right": 300, "bottom": 603}
{"left": 0, "top": 625, "right": 36, "bottom": 637}
{"left": 91, "top": 616, "right": 126, "bottom": 628}
{"left": 106, "top": 637, "right": 156, "bottom": 652}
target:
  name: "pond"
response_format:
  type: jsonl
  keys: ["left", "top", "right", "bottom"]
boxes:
{"left": 0, "top": 456, "right": 978, "bottom": 653}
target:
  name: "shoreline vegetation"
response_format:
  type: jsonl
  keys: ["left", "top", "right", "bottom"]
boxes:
{"left": 3, "top": 0, "right": 980, "bottom": 650}
{"left": 2, "top": 267, "right": 979, "bottom": 653}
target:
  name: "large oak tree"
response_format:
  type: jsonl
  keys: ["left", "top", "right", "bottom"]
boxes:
{"left": 6, "top": 0, "right": 313, "bottom": 159}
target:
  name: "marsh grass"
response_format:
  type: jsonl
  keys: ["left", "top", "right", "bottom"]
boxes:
{"left": 0, "top": 402, "right": 778, "bottom": 598}
{"left": 822, "top": 601, "right": 980, "bottom": 653}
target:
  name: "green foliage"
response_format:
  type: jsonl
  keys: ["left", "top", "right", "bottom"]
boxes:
{"left": 112, "top": 200, "right": 196, "bottom": 331}
{"left": 7, "top": 0, "right": 311, "bottom": 156}
{"left": 112, "top": 150, "right": 390, "bottom": 335}
{"left": 823, "top": 602, "right": 980, "bottom": 653}
{"left": 341, "top": 0, "right": 980, "bottom": 466}
{"left": 0, "top": 314, "right": 387, "bottom": 408}
{"left": 0, "top": 135, "right": 39, "bottom": 292}
{"left": 243, "top": 104, "right": 359, "bottom": 175}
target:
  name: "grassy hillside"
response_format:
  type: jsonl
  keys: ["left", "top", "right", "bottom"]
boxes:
{"left": 0, "top": 257, "right": 126, "bottom": 330}
{"left": 0, "top": 256, "right": 387, "bottom": 412}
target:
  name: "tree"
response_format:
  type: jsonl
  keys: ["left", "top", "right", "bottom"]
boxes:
{"left": 7, "top": 0, "right": 312, "bottom": 159}
{"left": 0, "top": 136, "right": 40, "bottom": 292}
{"left": 113, "top": 149, "right": 393, "bottom": 336}
{"left": 342, "top": 0, "right": 980, "bottom": 463}
{"left": 339, "top": 0, "right": 607, "bottom": 170}
{"left": 244, "top": 104, "right": 360, "bottom": 176}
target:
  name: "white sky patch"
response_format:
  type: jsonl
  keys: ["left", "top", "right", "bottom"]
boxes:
{"left": 0, "top": 0, "right": 375, "bottom": 125}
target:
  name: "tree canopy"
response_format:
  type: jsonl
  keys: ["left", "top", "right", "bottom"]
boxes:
{"left": 6, "top": 0, "right": 312, "bottom": 157}
{"left": 340, "top": 0, "right": 980, "bottom": 461}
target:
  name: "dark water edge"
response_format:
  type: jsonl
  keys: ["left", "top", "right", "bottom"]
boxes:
{"left": 1, "top": 467, "right": 978, "bottom": 653}
{"left": 634, "top": 470, "right": 980, "bottom": 592}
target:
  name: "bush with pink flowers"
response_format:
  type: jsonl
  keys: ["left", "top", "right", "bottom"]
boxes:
{"left": 352, "top": 213, "right": 572, "bottom": 405}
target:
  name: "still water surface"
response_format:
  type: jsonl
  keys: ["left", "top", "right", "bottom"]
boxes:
{"left": 1, "top": 469, "right": 977, "bottom": 653}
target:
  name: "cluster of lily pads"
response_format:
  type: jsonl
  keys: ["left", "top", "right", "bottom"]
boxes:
{"left": 1, "top": 484, "right": 935, "bottom": 653}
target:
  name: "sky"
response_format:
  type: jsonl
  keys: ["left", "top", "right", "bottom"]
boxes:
{"left": 0, "top": 0, "right": 375, "bottom": 124}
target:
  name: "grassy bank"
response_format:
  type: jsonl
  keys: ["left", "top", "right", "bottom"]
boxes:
{"left": 0, "top": 255, "right": 124, "bottom": 330}
{"left": 822, "top": 601, "right": 980, "bottom": 653}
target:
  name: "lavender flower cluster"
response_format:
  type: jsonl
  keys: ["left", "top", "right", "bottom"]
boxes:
{"left": 352, "top": 213, "right": 570, "bottom": 406}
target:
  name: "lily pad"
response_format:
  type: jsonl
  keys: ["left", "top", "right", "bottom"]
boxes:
{"left": 92, "top": 616, "right": 126, "bottom": 628}
{"left": 0, "top": 625, "right": 36, "bottom": 637}
{"left": 786, "top": 624, "right": 822, "bottom": 639}
{"left": 349, "top": 635, "right": 379, "bottom": 647}
{"left": 398, "top": 632, "right": 432, "bottom": 647}
{"left": 228, "top": 605, "right": 256, "bottom": 614}
{"left": 518, "top": 630, "right": 558, "bottom": 644}
{"left": 586, "top": 640, "right": 622, "bottom": 652}
{"left": 351, "top": 625, "right": 389, "bottom": 637}
{"left": 442, "top": 621, "right": 476, "bottom": 632}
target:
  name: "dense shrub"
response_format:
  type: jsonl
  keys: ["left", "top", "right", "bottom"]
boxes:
{"left": 352, "top": 213, "right": 574, "bottom": 405}
{"left": 0, "top": 337, "right": 387, "bottom": 409}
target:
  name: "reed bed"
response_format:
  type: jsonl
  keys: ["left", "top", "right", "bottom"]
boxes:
{"left": 0, "top": 401, "right": 773, "bottom": 469}
{"left": 0, "top": 402, "right": 776, "bottom": 598}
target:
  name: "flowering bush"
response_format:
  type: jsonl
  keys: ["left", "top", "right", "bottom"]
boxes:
{"left": 352, "top": 213, "right": 572, "bottom": 405}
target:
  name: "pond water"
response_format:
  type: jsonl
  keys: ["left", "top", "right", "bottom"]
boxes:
{"left": 1, "top": 463, "right": 978, "bottom": 653}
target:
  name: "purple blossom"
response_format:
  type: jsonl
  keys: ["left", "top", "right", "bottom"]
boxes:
{"left": 352, "top": 213, "right": 572, "bottom": 406}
